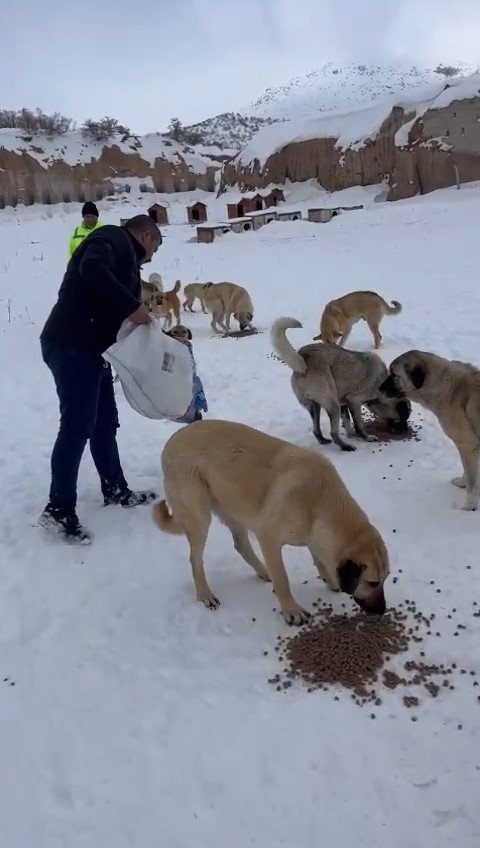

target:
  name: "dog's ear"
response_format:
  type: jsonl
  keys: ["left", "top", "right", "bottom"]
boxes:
{"left": 407, "top": 363, "right": 426, "bottom": 390}
{"left": 186, "top": 328, "right": 192, "bottom": 340}
{"left": 338, "top": 560, "right": 363, "bottom": 595}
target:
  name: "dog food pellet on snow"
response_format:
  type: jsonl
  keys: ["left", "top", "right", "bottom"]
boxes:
{"left": 267, "top": 596, "right": 478, "bottom": 719}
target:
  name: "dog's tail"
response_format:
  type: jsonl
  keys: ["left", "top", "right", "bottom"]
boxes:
{"left": 271, "top": 317, "right": 307, "bottom": 374}
{"left": 383, "top": 299, "right": 402, "bottom": 315}
{"left": 152, "top": 500, "right": 184, "bottom": 536}
{"left": 172, "top": 280, "right": 181, "bottom": 294}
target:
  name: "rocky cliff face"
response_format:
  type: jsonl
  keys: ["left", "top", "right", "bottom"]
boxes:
{"left": 0, "top": 131, "right": 227, "bottom": 208}
{"left": 220, "top": 89, "right": 480, "bottom": 201}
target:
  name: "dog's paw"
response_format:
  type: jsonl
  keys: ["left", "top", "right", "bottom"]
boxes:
{"left": 340, "top": 443, "right": 357, "bottom": 452}
{"left": 461, "top": 499, "right": 478, "bottom": 512}
{"left": 282, "top": 607, "right": 311, "bottom": 626}
{"left": 200, "top": 593, "right": 221, "bottom": 609}
{"left": 451, "top": 476, "right": 467, "bottom": 489}
{"left": 366, "top": 434, "right": 378, "bottom": 442}
{"left": 256, "top": 568, "right": 271, "bottom": 582}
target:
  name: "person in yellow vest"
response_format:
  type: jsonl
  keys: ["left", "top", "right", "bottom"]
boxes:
{"left": 68, "top": 202, "right": 103, "bottom": 258}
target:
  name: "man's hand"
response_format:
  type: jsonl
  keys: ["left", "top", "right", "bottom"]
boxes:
{"left": 129, "top": 305, "right": 151, "bottom": 325}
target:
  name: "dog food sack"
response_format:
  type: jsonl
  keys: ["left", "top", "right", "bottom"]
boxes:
{"left": 104, "top": 318, "right": 194, "bottom": 420}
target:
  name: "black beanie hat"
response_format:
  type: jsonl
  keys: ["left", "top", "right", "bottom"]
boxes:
{"left": 82, "top": 201, "right": 99, "bottom": 217}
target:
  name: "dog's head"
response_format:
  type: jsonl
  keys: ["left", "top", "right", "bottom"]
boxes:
{"left": 319, "top": 306, "right": 344, "bottom": 344}
{"left": 166, "top": 324, "right": 192, "bottom": 341}
{"left": 149, "top": 290, "right": 166, "bottom": 314}
{"left": 379, "top": 352, "right": 427, "bottom": 401}
{"left": 366, "top": 396, "right": 412, "bottom": 434}
{"left": 234, "top": 310, "right": 253, "bottom": 331}
{"left": 337, "top": 532, "right": 390, "bottom": 615}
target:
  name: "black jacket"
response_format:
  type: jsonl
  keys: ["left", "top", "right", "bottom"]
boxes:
{"left": 41, "top": 225, "right": 144, "bottom": 354}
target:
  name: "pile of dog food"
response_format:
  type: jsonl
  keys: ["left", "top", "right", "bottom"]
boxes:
{"left": 364, "top": 418, "right": 422, "bottom": 443}
{"left": 267, "top": 594, "right": 479, "bottom": 720}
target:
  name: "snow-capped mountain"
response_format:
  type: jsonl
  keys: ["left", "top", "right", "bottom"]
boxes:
{"left": 179, "top": 63, "right": 478, "bottom": 150}
{"left": 245, "top": 62, "right": 478, "bottom": 121}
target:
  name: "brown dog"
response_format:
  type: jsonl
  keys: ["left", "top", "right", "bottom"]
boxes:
{"left": 150, "top": 280, "right": 181, "bottom": 329}
{"left": 202, "top": 282, "right": 254, "bottom": 333}
{"left": 141, "top": 272, "right": 163, "bottom": 310}
{"left": 315, "top": 290, "right": 402, "bottom": 348}
{"left": 153, "top": 420, "right": 389, "bottom": 624}
{"left": 183, "top": 283, "right": 207, "bottom": 314}
{"left": 380, "top": 350, "right": 480, "bottom": 511}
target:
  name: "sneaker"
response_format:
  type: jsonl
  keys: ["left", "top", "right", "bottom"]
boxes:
{"left": 103, "top": 487, "right": 158, "bottom": 508}
{"left": 38, "top": 504, "right": 92, "bottom": 545}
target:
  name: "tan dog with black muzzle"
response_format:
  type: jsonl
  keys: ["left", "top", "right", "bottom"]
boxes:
{"left": 153, "top": 420, "right": 390, "bottom": 624}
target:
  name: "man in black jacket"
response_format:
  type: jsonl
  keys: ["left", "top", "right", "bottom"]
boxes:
{"left": 39, "top": 214, "right": 162, "bottom": 544}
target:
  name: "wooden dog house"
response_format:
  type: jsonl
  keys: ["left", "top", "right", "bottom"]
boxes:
{"left": 307, "top": 207, "right": 341, "bottom": 223}
{"left": 227, "top": 192, "right": 265, "bottom": 219}
{"left": 226, "top": 216, "right": 253, "bottom": 233}
{"left": 148, "top": 203, "right": 169, "bottom": 225}
{"left": 197, "top": 223, "right": 231, "bottom": 243}
{"left": 245, "top": 209, "right": 277, "bottom": 230}
{"left": 187, "top": 201, "right": 207, "bottom": 224}
{"left": 275, "top": 209, "right": 302, "bottom": 222}
{"left": 263, "top": 187, "right": 285, "bottom": 207}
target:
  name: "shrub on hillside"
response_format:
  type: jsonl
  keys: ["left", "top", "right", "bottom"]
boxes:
{"left": 0, "top": 107, "right": 74, "bottom": 135}
{"left": 82, "top": 116, "right": 131, "bottom": 142}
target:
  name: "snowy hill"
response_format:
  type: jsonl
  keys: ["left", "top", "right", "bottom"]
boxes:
{"left": 181, "top": 112, "right": 277, "bottom": 150}
{"left": 246, "top": 62, "right": 478, "bottom": 121}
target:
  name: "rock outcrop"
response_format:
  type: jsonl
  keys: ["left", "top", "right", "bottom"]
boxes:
{"left": 0, "top": 131, "right": 228, "bottom": 208}
{"left": 220, "top": 79, "right": 480, "bottom": 201}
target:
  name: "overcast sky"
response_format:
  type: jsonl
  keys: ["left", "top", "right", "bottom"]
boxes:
{"left": 3, "top": 0, "right": 479, "bottom": 133}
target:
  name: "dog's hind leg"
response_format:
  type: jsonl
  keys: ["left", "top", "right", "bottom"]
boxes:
{"left": 219, "top": 515, "right": 270, "bottom": 581}
{"left": 341, "top": 405, "right": 356, "bottom": 437}
{"left": 326, "top": 401, "right": 356, "bottom": 451}
{"left": 308, "top": 401, "right": 332, "bottom": 445}
{"left": 184, "top": 505, "right": 219, "bottom": 607}
{"left": 366, "top": 317, "right": 382, "bottom": 349}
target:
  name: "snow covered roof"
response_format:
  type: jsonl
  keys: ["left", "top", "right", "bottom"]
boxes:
{"left": 237, "top": 74, "right": 480, "bottom": 168}
{"left": 223, "top": 216, "right": 252, "bottom": 223}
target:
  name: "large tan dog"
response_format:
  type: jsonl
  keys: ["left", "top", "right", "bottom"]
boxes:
{"left": 202, "top": 282, "right": 254, "bottom": 333}
{"left": 380, "top": 350, "right": 480, "bottom": 511}
{"left": 150, "top": 280, "right": 181, "bottom": 329}
{"left": 153, "top": 420, "right": 390, "bottom": 624}
{"left": 315, "top": 290, "right": 402, "bottom": 348}
{"left": 183, "top": 283, "right": 207, "bottom": 314}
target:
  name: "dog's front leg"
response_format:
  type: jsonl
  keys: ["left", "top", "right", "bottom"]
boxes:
{"left": 312, "top": 556, "right": 339, "bottom": 591}
{"left": 456, "top": 447, "right": 480, "bottom": 510}
{"left": 257, "top": 534, "right": 311, "bottom": 626}
{"left": 338, "top": 325, "right": 352, "bottom": 347}
{"left": 345, "top": 398, "right": 377, "bottom": 442}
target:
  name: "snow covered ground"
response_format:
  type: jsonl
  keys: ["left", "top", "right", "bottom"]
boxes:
{"left": 1, "top": 183, "right": 479, "bottom": 847}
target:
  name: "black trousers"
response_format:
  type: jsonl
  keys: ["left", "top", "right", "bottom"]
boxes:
{"left": 42, "top": 341, "right": 128, "bottom": 511}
